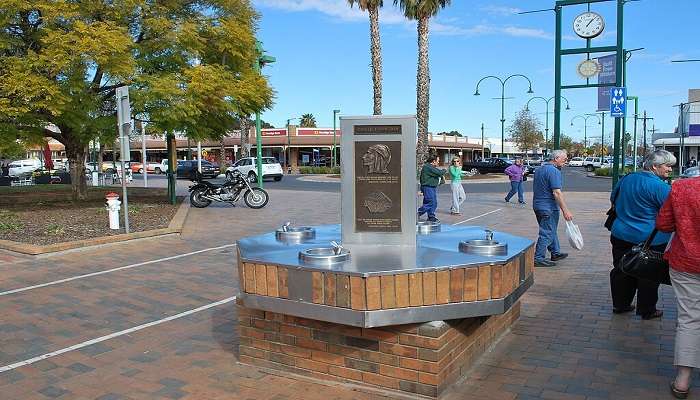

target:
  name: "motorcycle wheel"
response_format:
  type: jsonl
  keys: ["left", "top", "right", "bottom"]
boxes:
{"left": 244, "top": 187, "right": 269, "bottom": 209}
{"left": 190, "top": 187, "right": 212, "bottom": 208}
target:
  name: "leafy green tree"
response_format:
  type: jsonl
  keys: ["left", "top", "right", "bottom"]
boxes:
{"left": 508, "top": 108, "right": 543, "bottom": 155}
{"left": 348, "top": 0, "right": 384, "bottom": 115}
{"left": 0, "top": 0, "right": 273, "bottom": 200}
{"left": 299, "top": 113, "right": 317, "bottom": 128}
{"left": 394, "top": 0, "right": 452, "bottom": 170}
{"left": 0, "top": 138, "right": 27, "bottom": 160}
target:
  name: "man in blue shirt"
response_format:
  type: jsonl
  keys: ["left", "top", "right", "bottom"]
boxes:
{"left": 532, "top": 149, "right": 574, "bottom": 267}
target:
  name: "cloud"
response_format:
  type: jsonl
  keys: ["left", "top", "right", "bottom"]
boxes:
{"left": 254, "top": 0, "right": 551, "bottom": 40}
{"left": 480, "top": 5, "right": 523, "bottom": 16}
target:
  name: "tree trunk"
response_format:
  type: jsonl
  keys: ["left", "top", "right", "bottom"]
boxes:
{"left": 98, "top": 142, "right": 104, "bottom": 168}
{"left": 368, "top": 6, "right": 383, "bottom": 116}
{"left": 240, "top": 117, "right": 250, "bottom": 159}
{"left": 219, "top": 138, "right": 226, "bottom": 173}
{"left": 416, "top": 16, "right": 431, "bottom": 170}
{"left": 63, "top": 135, "right": 88, "bottom": 201}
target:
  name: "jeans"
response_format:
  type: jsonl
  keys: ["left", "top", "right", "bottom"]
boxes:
{"left": 450, "top": 182, "right": 465, "bottom": 213}
{"left": 534, "top": 209, "right": 561, "bottom": 261}
{"left": 418, "top": 185, "right": 437, "bottom": 218}
{"left": 505, "top": 181, "right": 524, "bottom": 203}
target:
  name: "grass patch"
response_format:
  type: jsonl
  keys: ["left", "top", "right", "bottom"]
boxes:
{"left": 0, "top": 210, "right": 23, "bottom": 233}
{"left": 44, "top": 223, "right": 65, "bottom": 236}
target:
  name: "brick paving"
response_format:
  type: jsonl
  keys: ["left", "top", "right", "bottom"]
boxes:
{"left": 0, "top": 186, "right": 683, "bottom": 399}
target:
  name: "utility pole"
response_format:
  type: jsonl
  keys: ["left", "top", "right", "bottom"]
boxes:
{"left": 481, "top": 123, "right": 485, "bottom": 159}
{"left": 639, "top": 111, "right": 653, "bottom": 155}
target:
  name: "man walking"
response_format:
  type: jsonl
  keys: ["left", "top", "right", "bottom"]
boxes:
{"left": 532, "top": 149, "right": 574, "bottom": 267}
{"left": 418, "top": 155, "right": 446, "bottom": 223}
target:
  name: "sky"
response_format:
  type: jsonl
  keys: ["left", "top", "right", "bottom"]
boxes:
{"left": 252, "top": 0, "right": 700, "bottom": 144}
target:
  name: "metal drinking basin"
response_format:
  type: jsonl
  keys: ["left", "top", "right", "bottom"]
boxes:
{"left": 459, "top": 239, "right": 508, "bottom": 256}
{"left": 416, "top": 220, "right": 441, "bottom": 234}
{"left": 276, "top": 222, "right": 316, "bottom": 242}
{"left": 299, "top": 242, "right": 350, "bottom": 265}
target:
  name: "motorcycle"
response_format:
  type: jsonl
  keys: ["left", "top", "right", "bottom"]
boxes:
{"left": 188, "top": 170, "right": 269, "bottom": 209}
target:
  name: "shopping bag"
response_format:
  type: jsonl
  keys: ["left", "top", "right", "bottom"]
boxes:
{"left": 565, "top": 220, "right": 584, "bottom": 250}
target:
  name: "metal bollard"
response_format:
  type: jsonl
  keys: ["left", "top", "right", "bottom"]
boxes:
{"left": 105, "top": 192, "right": 121, "bottom": 230}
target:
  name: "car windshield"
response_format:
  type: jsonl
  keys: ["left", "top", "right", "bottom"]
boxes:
{"left": 261, "top": 158, "right": 277, "bottom": 164}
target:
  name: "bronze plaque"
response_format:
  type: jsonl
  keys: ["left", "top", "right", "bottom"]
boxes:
{"left": 354, "top": 141, "right": 402, "bottom": 232}
{"left": 354, "top": 125, "right": 402, "bottom": 135}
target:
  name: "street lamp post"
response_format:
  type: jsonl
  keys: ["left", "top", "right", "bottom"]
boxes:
{"left": 571, "top": 114, "right": 601, "bottom": 153}
{"left": 474, "top": 74, "right": 534, "bottom": 157}
{"left": 332, "top": 109, "right": 340, "bottom": 168}
{"left": 254, "top": 41, "right": 275, "bottom": 188}
{"left": 525, "top": 96, "right": 570, "bottom": 156}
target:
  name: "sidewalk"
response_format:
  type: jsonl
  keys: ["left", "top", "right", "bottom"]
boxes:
{"left": 0, "top": 189, "right": 681, "bottom": 399}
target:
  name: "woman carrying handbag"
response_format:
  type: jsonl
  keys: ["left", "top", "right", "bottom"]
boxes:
{"left": 608, "top": 150, "right": 676, "bottom": 319}
{"left": 656, "top": 175, "right": 700, "bottom": 399}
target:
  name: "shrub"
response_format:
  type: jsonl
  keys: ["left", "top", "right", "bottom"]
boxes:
{"left": 299, "top": 166, "right": 340, "bottom": 175}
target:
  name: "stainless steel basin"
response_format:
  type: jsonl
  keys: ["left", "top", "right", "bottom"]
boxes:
{"left": 459, "top": 239, "right": 508, "bottom": 256}
{"left": 299, "top": 247, "right": 351, "bottom": 265}
{"left": 416, "top": 220, "right": 440, "bottom": 234}
{"left": 276, "top": 226, "right": 316, "bottom": 242}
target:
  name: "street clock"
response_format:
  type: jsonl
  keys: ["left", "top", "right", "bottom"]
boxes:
{"left": 576, "top": 59, "right": 601, "bottom": 79}
{"left": 573, "top": 11, "right": 605, "bottom": 39}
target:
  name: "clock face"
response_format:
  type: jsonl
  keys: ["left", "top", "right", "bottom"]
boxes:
{"left": 573, "top": 11, "right": 605, "bottom": 39}
{"left": 577, "top": 59, "right": 601, "bottom": 79}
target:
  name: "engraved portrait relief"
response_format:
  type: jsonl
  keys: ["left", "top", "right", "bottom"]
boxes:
{"left": 361, "top": 144, "right": 391, "bottom": 174}
{"left": 363, "top": 191, "right": 392, "bottom": 213}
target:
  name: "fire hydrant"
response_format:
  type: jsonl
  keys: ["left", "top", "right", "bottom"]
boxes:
{"left": 105, "top": 192, "right": 121, "bottom": 230}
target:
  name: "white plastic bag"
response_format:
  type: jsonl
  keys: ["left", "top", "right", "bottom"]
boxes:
{"left": 565, "top": 220, "right": 584, "bottom": 250}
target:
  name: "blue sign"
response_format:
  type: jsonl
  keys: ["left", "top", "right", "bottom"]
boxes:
{"left": 597, "top": 55, "right": 616, "bottom": 111}
{"left": 610, "top": 87, "right": 626, "bottom": 118}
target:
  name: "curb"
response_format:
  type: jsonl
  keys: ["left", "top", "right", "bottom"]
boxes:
{"left": 0, "top": 198, "right": 190, "bottom": 256}
{"left": 297, "top": 174, "right": 511, "bottom": 184}
{"left": 586, "top": 173, "right": 612, "bottom": 179}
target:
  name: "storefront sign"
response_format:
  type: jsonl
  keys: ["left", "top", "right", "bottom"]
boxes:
{"left": 262, "top": 129, "right": 287, "bottom": 137}
{"left": 296, "top": 128, "right": 341, "bottom": 136}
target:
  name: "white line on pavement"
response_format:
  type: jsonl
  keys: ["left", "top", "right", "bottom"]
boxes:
{"left": 0, "top": 296, "right": 236, "bottom": 374}
{"left": 454, "top": 208, "right": 503, "bottom": 225}
{"left": 0, "top": 243, "right": 237, "bottom": 297}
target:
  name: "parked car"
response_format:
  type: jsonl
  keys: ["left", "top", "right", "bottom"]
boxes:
{"left": 8, "top": 159, "right": 42, "bottom": 177}
{"left": 568, "top": 157, "right": 584, "bottom": 167}
{"left": 679, "top": 166, "right": 699, "bottom": 179}
{"left": 462, "top": 158, "right": 534, "bottom": 176}
{"left": 130, "top": 160, "right": 168, "bottom": 174}
{"left": 226, "top": 157, "right": 283, "bottom": 182}
{"left": 583, "top": 157, "right": 605, "bottom": 172}
{"left": 176, "top": 160, "right": 220, "bottom": 179}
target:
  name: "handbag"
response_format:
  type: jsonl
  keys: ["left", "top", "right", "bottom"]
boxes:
{"left": 604, "top": 174, "right": 627, "bottom": 231}
{"left": 619, "top": 229, "right": 671, "bottom": 285}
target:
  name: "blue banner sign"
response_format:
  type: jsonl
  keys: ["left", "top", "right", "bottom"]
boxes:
{"left": 597, "top": 54, "right": 616, "bottom": 111}
{"left": 610, "top": 87, "right": 627, "bottom": 118}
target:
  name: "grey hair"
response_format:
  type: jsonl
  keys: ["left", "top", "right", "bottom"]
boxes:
{"left": 550, "top": 149, "right": 567, "bottom": 161}
{"left": 642, "top": 150, "right": 676, "bottom": 170}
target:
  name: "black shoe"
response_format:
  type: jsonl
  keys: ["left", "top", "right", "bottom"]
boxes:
{"left": 640, "top": 310, "right": 663, "bottom": 320}
{"left": 535, "top": 259, "right": 556, "bottom": 268}
{"left": 613, "top": 305, "right": 635, "bottom": 314}
{"left": 551, "top": 253, "right": 568, "bottom": 262}
{"left": 427, "top": 216, "right": 439, "bottom": 223}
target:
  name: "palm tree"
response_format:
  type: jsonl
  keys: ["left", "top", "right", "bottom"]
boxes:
{"left": 395, "top": 0, "right": 451, "bottom": 167}
{"left": 348, "top": 0, "right": 384, "bottom": 115}
{"left": 299, "top": 113, "right": 317, "bottom": 128}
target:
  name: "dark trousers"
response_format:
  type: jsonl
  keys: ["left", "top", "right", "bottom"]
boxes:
{"left": 610, "top": 235, "right": 664, "bottom": 315}
{"left": 418, "top": 185, "right": 437, "bottom": 218}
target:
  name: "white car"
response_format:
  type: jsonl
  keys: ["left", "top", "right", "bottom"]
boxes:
{"left": 226, "top": 157, "right": 283, "bottom": 182}
{"left": 568, "top": 157, "right": 584, "bottom": 167}
{"left": 583, "top": 157, "right": 605, "bottom": 171}
{"left": 8, "top": 159, "right": 42, "bottom": 177}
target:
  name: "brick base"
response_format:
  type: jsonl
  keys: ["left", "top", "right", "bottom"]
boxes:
{"left": 237, "top": 302, "right": 520, "bottom": 398}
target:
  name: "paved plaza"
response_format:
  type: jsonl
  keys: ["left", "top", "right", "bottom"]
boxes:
{"left": 0, "top": 185, "right": 681, "bottom": 400}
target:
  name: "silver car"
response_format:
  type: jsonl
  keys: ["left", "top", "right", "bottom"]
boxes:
{"left": 680, "top": 166, "right": 699, "bottom": 179}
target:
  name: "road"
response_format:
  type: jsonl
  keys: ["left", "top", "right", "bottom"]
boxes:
{"left": 130, "top": 166, "right": 613, "bottom": 194}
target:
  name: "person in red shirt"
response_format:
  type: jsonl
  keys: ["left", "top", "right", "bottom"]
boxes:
{"left": 656, "top": 176, "right": 700, "bottom": 399}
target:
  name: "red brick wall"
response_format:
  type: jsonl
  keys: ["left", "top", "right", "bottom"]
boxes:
{"left": 237, "top": 302, "right": 520, "bottom": 398}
